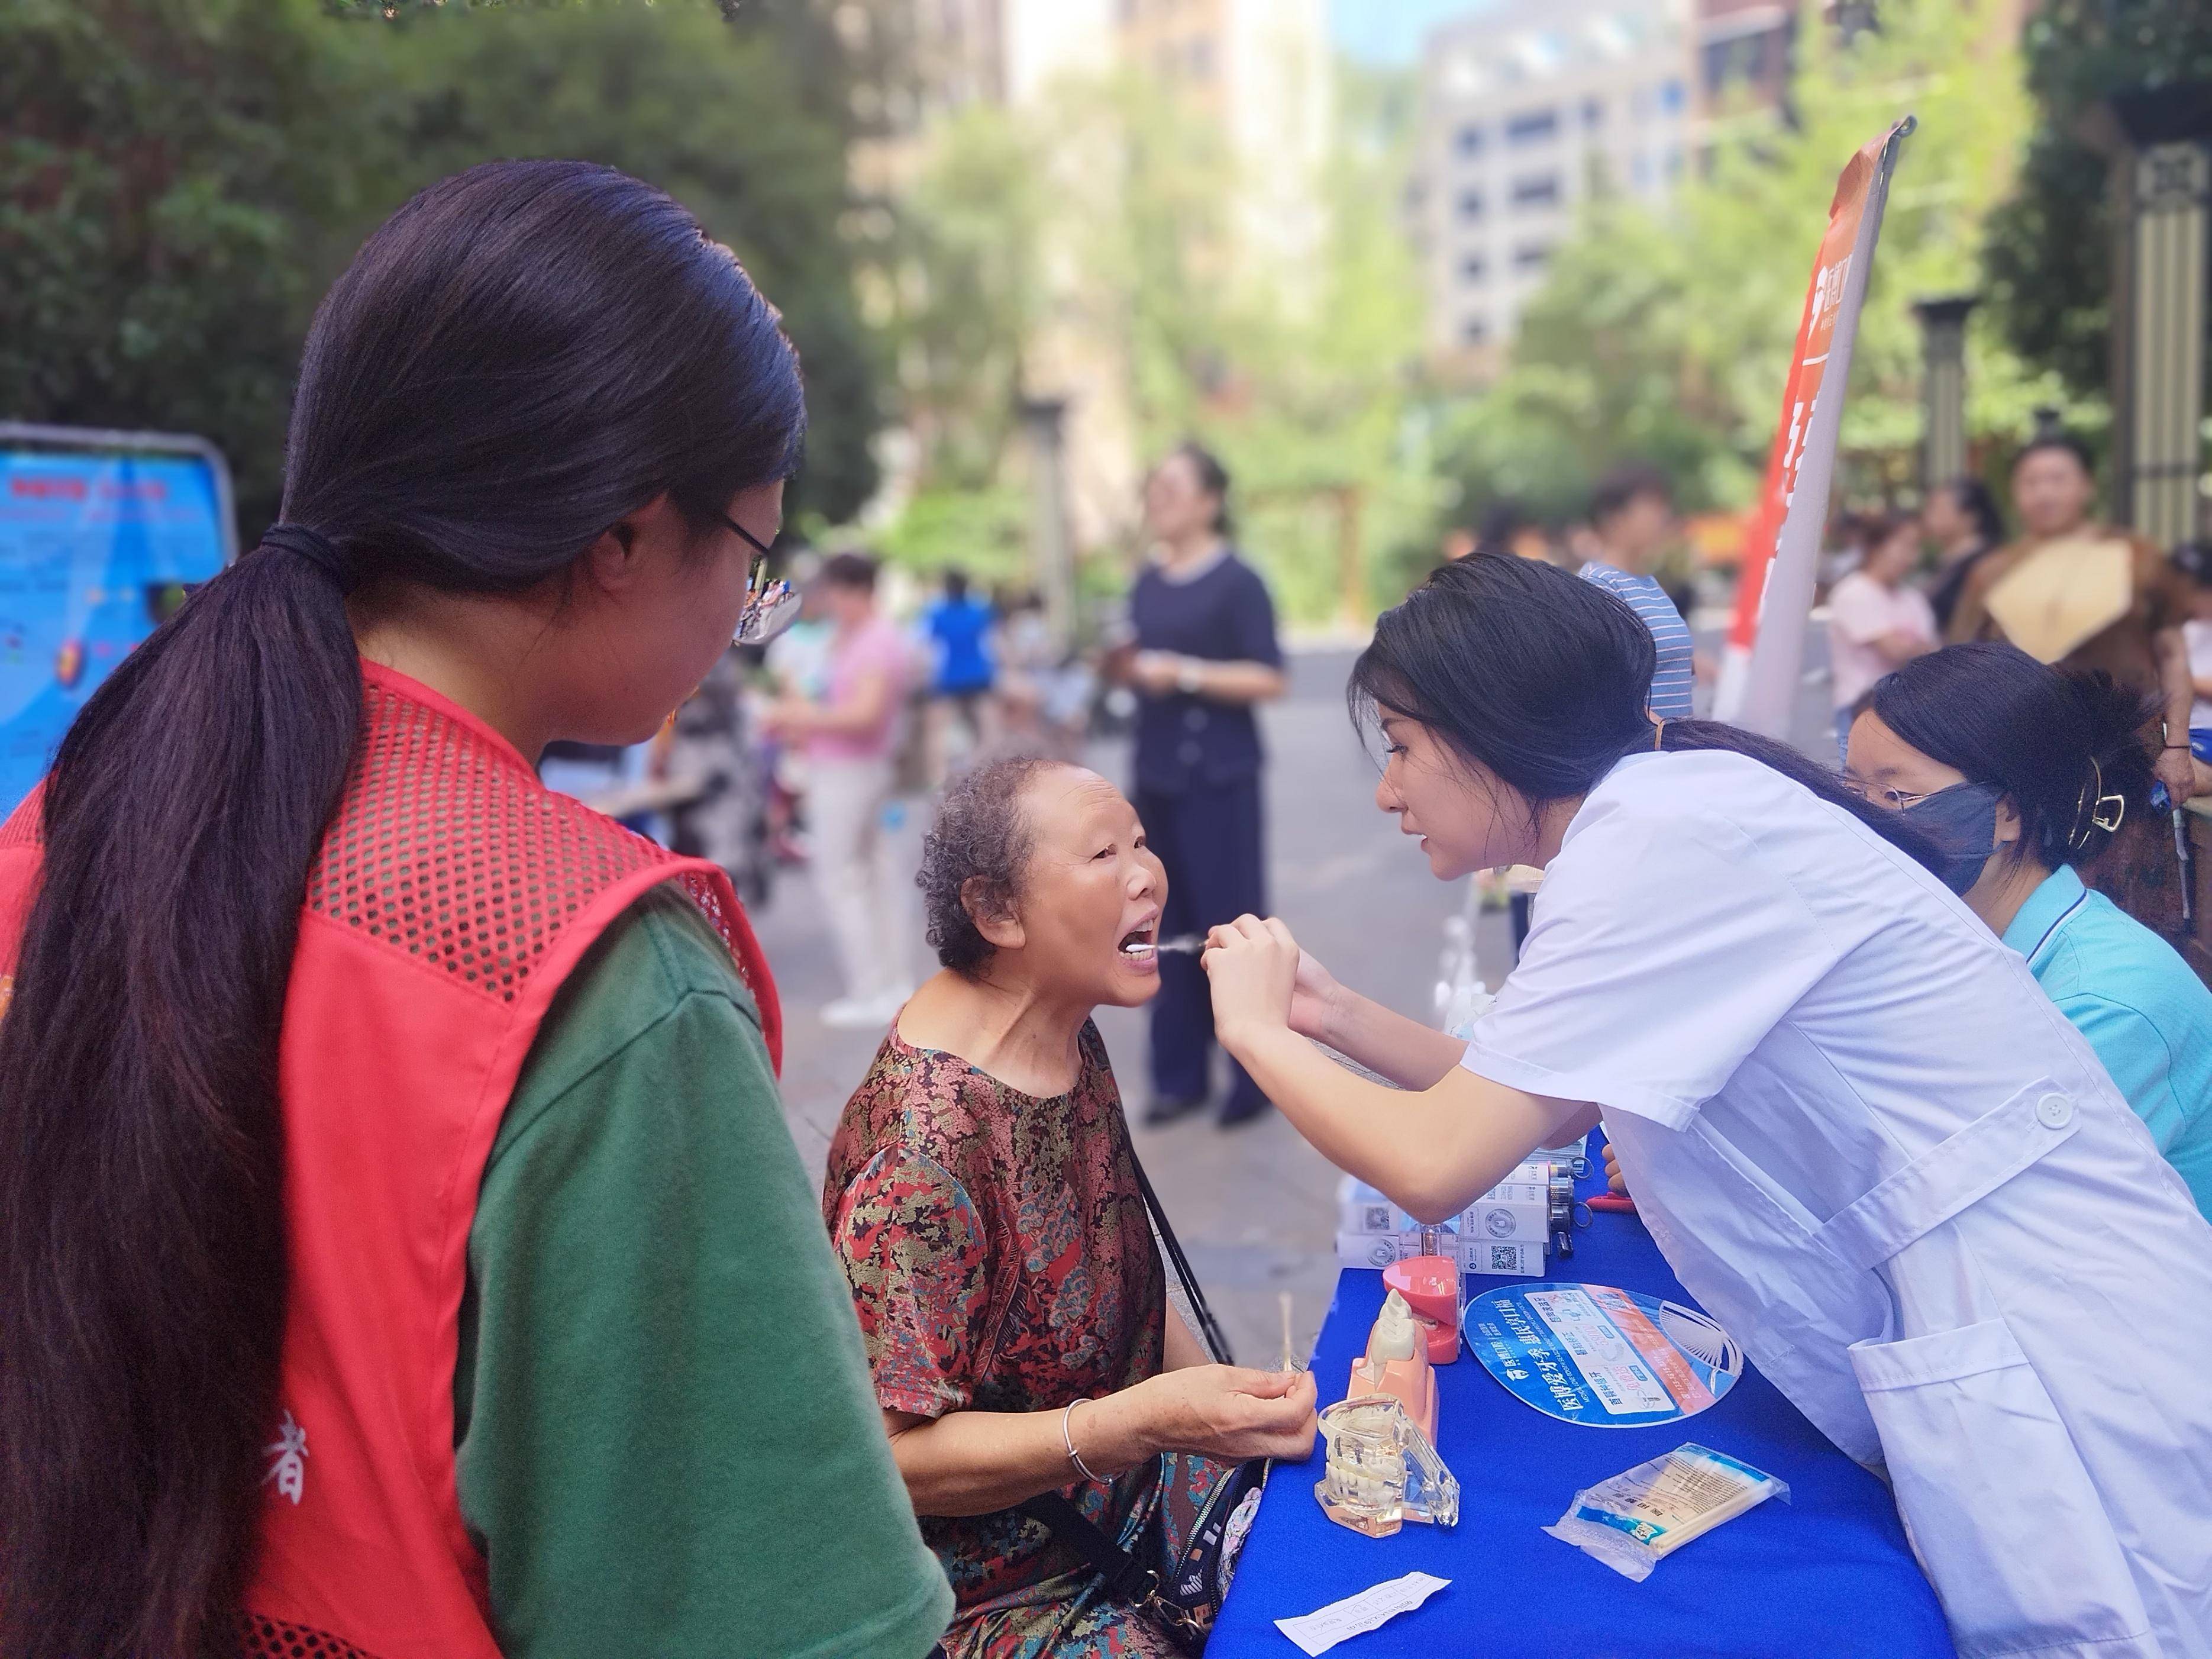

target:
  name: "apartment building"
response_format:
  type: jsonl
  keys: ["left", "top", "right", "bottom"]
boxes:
{"left": 1412, "top": 0, "right": 1695, "bottom": 372}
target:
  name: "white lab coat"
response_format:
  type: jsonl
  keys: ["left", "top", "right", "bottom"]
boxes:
{"left": 1463, "top": 750, "right": 2212, "bottom": 1659}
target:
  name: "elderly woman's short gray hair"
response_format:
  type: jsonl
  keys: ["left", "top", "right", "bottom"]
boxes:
{"left": 918, "top": 755, "right": 1063, "bottom": 976}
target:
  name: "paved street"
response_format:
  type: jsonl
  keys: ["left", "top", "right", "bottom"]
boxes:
{"left": 763, "top": 628, "right": 1833, "bottom": 1366}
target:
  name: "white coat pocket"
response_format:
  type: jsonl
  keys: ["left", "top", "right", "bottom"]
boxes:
{"left": 1849, "top": 1318, "right": 2153, "bottom": 1659}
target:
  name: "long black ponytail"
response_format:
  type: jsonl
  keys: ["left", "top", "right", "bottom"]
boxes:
{"left": 0, "top": 160, "right": 803, "bottom": 1659}
{"left": 1350, "top": 553, "right": 1941, "bottom": 870}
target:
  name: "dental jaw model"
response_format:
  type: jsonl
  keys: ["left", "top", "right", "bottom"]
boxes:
{"left": 1345, "top": 1290, "right": 1438, "bottom": 1445}
{"left": 1317, "top": 1293, "right": 1459, "bottom": 1538}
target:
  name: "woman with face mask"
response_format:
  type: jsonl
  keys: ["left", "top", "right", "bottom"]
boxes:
{"left": 1846, "top": 643, "right": 2212, "bottom": 1217}
{"left": 1200, "top": 554, "right": 2212, "bottom": 1659}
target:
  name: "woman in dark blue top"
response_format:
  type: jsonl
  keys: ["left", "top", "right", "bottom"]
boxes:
{"left": 1115, "top": 444, "right": 1286, "bottom": 1127}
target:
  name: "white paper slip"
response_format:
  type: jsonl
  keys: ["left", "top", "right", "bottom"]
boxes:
{"left": 1274, "top": 1571, "right": 1451, "bottom": 1656}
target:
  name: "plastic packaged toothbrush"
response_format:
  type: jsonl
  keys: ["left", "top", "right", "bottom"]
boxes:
{"left": 1543, "top": 1443, "right": 1787, "bottom": 1581}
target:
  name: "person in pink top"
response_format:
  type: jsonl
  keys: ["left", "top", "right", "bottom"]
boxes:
{"left": 1826, "top": 513, "right": 1937, "bottom": 763}
{"left": 763, "top": 551, "right": 917, "bottom": 1026}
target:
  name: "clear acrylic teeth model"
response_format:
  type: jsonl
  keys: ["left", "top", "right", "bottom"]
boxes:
{"left": 1315, "top": 1394, "right": 1461, "bottom": 1539}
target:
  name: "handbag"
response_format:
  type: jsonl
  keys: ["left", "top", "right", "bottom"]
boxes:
{"left": 1017, "top": 1151, "right": 1273, "bottom": 1653}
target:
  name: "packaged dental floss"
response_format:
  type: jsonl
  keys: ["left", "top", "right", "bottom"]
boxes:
{"left": 1543, "top": 1443, "right": 1787, "bottom": 1581}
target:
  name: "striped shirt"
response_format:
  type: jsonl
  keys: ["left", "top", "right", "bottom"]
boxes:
{"left": 1580, "top": 561, "right": 1694, "bottom": 719}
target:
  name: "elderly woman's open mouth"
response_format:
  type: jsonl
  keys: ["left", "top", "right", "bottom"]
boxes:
{"left": 1117, "top": 912, "right": 1161, "bottom": 970}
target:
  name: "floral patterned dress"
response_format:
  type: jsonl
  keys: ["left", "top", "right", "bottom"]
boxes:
{"left": 823, "top": 1022, "right": 1181, "bottom": 1659}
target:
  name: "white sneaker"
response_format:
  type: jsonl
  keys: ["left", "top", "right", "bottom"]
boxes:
{"left": 821, "top": 995, "right": 891, "bottom": 1031}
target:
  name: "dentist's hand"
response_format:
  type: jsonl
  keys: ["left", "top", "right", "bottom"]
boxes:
{"left": 1202, "top": 914, "right": 1301, "bottom": 1055}
{"left": 1289, "top": 947, "right": 1345, "bottom": 1044}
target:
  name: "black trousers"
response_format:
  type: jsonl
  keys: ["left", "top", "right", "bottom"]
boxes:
{"left": 1135, "top": 776, "right": 1267, "bottom": 1115}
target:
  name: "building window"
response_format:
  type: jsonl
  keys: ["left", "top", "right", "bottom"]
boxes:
{"left": 1189, "top": 35, "right": 1214, "bottom": 79}
{"left": 1457, "top": 189, "right": 1486, "bottom": 221}
{"left": 1582, "top": 96, "right": 1605, "bottom": 128}
{"left": 1660, "top": 78, "right": 1686, "bottom": 115}
{"left": 1462, "top": 316, "right": 1489, "bottom": 344}
{"left": 1461, "top": 254, "right": 1487, "bottom": 285}
{"left": 1633, "top": 151, "right": 1654, "bottom": 189}
{"left": 1513, "top": 243, "right": 1552, "bottom": 273}
{"left": 1504, "top": 109, "right": 1559, "bottom": 145}
{"left": 1511, "top": 174, "right": 1562, "bottom": 207}
{"left": 1455, "top": 123, "right": 1485, "bottom": 157}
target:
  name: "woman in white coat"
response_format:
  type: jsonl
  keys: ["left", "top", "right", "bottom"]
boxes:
{"left": 1203, "top": 554, "right": 2212, "bottom": 1659}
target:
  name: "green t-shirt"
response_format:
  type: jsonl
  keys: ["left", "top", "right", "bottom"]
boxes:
{"left": 453, "top": 885, "right": 952, "bottom": 1658}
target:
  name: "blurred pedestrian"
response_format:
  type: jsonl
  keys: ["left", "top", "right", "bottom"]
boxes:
{"left": 1114, "top": 443, "right": 1286, "bottom": 1127}
{"left": 762, "top": 550, "right": 920, "bottom": 1027}
{"left": 1922, "top": 476, "right": 2006, "bottom": 634}
{"left": 1577, "top": 464, "right": 1693, "bottom": 719}
{"left": 1818, "top": 509, "right": 1875, "bottom": 597}
{"left": 654, "top": 644, "right": 772, "bottom": 905}
{"left": 1949, "top": 434, "right": 2203, "bottom": 929}
{"left": 0, "top": 160, "right": 948, "bottom": 1659}
{"left": 1445, "top": 498, "right": 1549, "bottom": 564}
{"left": 1825, "top": 513, "right": 1938, "bottom": 763}
{"left": 2176, "top": 537, "right": 2212, "bottom": 774}
{"left": 1848, "top": 643, "right": 2212, "bottom": 1215}
{"left": 922, "top": 567, "right": 997, "bottom": 780}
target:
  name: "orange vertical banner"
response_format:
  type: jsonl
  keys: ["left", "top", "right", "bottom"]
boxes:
{"left": 1714, "top": 120, "right": 1913, "bottom": 732}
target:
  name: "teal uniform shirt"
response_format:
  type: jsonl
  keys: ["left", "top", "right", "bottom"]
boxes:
{"left": 2003, "top": 864, "right": 2212, "bottom": 1218}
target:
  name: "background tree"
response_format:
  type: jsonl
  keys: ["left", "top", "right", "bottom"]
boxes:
{"left": 1, "top": 0, "right": 883, "bottom": 535}
{"left": 1438, "top": 0, "right": 2051, "bottom": 541}
{"left": 0, "top": 0, "right": 373, "bottom": 532}
{"left": 1981, "top": 0, "right": 2212, "bottom": 408}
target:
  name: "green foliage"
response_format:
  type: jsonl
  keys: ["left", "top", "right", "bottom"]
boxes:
{"left": 1981, "top": 0, "right": 2212, "bottom": 404}
{"left": 1, "top": 0, "right": 377, "bottom": 530}
{"left": 1439, "top": 0, "right": 2053, "bottom": 536}
{"left": 873, "top": 55, "right": 1439, "bottom": 623}
{"left": 0, "top": 0, "right": 882, "bottom": 534}
{"left": 878, "top": 104, "right": 1047, "bottom": 490}
{"left": 871, "top": 482, "right": 1030, "bottom": 580}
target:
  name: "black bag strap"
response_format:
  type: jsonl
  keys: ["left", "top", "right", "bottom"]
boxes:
{"left": 1127, "top": 1148, "right": 1235, "bottom": 1366}
{"left": 1014, "top": 1152, "right": 1232, "bottom": 1610}
{"left": 1018, "top": 1490, "right": 1158, "bottom": 1604}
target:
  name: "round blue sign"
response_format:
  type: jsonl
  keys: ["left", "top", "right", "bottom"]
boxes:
{"left": 1463, "top": 1282, "right": 1742, "bottom": 1428}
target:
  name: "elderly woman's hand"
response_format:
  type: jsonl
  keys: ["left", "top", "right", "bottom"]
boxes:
{"left": 1116, "top": 1364, "right": 1319, "bottom": 1467}
{"left": 1202, "top": 915, "right": 1300, "bottom": 1055}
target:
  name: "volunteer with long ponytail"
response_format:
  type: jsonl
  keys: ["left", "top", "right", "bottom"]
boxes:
{"left": 0, "top": 162, "right": 951, "bottom": 1659}
{"left": 1202, "top": 554, "right": 2212, "bottom": 1658}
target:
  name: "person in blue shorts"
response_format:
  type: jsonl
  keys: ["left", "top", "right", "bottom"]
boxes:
{"left": 922, "top": 567, "right": 997, "bottom": 776}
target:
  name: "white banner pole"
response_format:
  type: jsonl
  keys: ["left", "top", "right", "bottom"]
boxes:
{"left": 1734, "top": 122, "right": 1912, "bottom": 741}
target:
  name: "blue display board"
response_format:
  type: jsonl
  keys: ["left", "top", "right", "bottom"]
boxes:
{"left": 0, "top": 446, "right": 229, "bottom": 815}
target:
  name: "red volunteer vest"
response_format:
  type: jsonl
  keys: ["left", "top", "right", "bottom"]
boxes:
{"left": 0, "top": 662, "right": 781, "bottom": 1658}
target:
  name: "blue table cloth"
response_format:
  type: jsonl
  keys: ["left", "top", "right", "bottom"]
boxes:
{"left": 1209, "top": 1165, "right": 1955, "bottom": 1658}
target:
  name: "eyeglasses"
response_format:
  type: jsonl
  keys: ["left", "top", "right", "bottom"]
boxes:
{"left": 719, "top": 512, "right": 802, "bottom": 645}
{"left": 1839, "top": 774, "right": 1934, "bottom": 811}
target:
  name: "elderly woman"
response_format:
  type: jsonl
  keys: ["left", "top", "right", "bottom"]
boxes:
{"left": 823, "top": 756, "right": 1316, "bottom": 1659}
